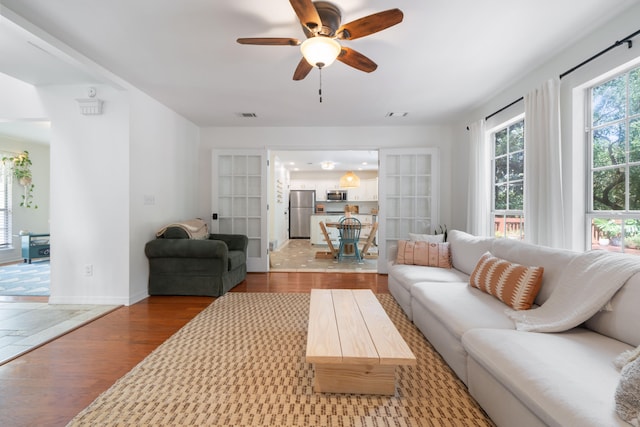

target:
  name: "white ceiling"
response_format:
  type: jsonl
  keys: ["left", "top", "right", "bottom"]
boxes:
{"left": 2, "top": 0, "right": 639, "bottom": 128}
{"left": 0, "top": 0, "right": 638, "bottom": 169}
{"left": 276, "top": 149, "right": 378, "bottom": 172}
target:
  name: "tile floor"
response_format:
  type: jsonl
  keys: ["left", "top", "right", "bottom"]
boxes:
{"left": 0, "top": 302, "right": 118, "bottom": 365}
{"left": 269, "top": 239, "right": 378, "bottom": 273}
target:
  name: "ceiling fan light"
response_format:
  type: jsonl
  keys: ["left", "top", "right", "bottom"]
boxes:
{"left": 339, "top": 171, "right": 360, "bottom": 188}
{"left": 300, "top": 37, "right": 341, "bottom": 68}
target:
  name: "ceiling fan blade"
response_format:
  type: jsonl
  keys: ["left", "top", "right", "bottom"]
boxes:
{"left": 337, "top": 47, "right": 377, "bottom": 73}
{"left": 237, "top": 37, "right": 301, "bottom": 46}
{"left": 289, "top": 0, "right": 322, "bottom": 33}
{"left": 293, "top": 57, "right": 313, "bottom": 80}
{"left": 337, "top": 9, "right": 403, "bottom": 40}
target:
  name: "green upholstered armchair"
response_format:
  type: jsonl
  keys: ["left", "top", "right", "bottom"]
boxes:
{"left": 144, "top": 227, "right": 248, "bottom": 297}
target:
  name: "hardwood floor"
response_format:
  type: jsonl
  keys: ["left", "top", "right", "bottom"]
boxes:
{"left": 0, "top": 272, "right": 388, "bottom": 427}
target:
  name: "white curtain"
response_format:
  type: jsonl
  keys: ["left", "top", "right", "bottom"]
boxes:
{"left": 466, "top": 119, "right": 491, "bottom": 236}
{"left": 524, "top": 78, "right": 565, "bottom": 247}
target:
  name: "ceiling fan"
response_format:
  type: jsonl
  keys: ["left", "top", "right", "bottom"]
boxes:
{"left": 237, "top": 0, "right": 403, "bottom": 81}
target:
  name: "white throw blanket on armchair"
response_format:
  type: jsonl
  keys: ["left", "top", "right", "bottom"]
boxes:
{"left": 155, "top": 218, "right": 209, "bottom": 240}
{"left": 507, "top": 250, "right": 640, "bottom": 332}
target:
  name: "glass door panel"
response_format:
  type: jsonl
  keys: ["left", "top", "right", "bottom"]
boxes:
{"left": 378, "top": 148, "right": 439, "bottom": 273}
{"left": 212, "top": 149, "right": 268, "bottom": 272}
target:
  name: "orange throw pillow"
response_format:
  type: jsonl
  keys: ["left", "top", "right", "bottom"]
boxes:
{"left": 469, "top": 252, "right": 544, "bottom": 310}
{"left": 396, "top": 241, "right": 452, "bottom": 269}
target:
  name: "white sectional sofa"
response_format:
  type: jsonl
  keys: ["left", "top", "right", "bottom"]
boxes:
{"left": 388, "top": 230, "right": 640, "bottom": 427}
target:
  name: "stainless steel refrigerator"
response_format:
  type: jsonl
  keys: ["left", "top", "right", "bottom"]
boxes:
{"left": 289, "top": 190, "right": 315, "bottom": 239}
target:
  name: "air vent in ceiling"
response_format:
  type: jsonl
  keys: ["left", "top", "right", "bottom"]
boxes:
{"left": 236, "top": 112, "right": 257, "bottom": 118}
{"left": 386, "top": 112, "right": 409, "bottom": 118}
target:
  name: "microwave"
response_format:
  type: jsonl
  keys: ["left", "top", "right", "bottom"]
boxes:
{"left": 327, "top": 190, "right": 347, "bottom": 201}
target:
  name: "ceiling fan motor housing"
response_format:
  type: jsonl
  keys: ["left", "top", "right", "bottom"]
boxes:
{"left": 305, "top": 1, "right": 341, "bottom": 37}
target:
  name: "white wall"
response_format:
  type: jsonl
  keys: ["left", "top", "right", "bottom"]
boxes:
{"left": 0, "top": 73, "right": 46, "bottom": 118}
{"left": 1, "top": 70, "right": 200, "bottom": 305}
{"left": 452, "top": 3, "right": 640, "bottom": 249}
{"left": 38, "top": 84, "right": 131, "bottom": 304}
{"left": 128, "top": 89, "right": 200, "bottom": 303}
{"left": 199, "top": 125, "right": 454, "bottom": 231}
{"left": 269, "top": 154, "right": 290, "bottom": 250}
{"left": 39, "top": 83, "right": 201, "bottom": 305}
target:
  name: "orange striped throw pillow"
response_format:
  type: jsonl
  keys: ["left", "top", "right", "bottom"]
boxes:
{"left": 469, "top": 252, "right": 544, "bottom": 310}
{"left": 396, "top": 241, "right": 452, "bottom": 269}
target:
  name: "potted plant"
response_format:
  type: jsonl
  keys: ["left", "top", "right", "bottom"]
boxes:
{"left": 593, "top": 218, "right": 620, "bottom": 246}
{"left": 2, "top": 150, "right": 38, "bottom": 209}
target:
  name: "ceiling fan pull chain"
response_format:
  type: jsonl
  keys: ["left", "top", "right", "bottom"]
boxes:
{"left": 319, "top": 68, "right": 323, "bottom": 103}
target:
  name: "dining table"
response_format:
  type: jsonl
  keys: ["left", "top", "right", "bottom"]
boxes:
{"left": 319, "top": 221, "right": 378, "bottom": 260}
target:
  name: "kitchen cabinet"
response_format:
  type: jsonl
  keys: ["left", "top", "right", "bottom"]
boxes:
{"left": 316, "top": 181, "right": 328, "bottom": 201}
{"left": 314, "top": 180, "right": 343, "bottom": 201}
{"left": 290, "top": 180, "right": 332, "bottom": 201}
{"left": 364, "top": 178, "right": 378, "bottom": 201}
{"left": 290, "top": 180, "right": 314, "bottom": 191}
{"left": 347, "top": 178, "right": 378, "bottom": 201}
{"left": 310, "top": 214, "right": 342, "bottom": 245}
{"left": 310, "top": 214, "right": 376, "bottom": 245}
{"left": 291, "top": 178, "right": 378, "bottom": 202}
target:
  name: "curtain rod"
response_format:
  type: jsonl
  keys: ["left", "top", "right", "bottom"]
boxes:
{"left": 482, "top": 27, "right": 640, "bottom": 123}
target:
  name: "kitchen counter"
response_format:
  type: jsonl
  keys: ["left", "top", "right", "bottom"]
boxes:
{"left": 310, "top": 214, "right": 377, "bottom": 245}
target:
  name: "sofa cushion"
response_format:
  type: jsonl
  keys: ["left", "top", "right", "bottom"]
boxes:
{"left": 447, "top": 230, "right": 494, "bottom": 275}
{"left": 586, "top": 272, "right": 640, "bottom": 346}
{"left": 396, "top": 240, "right": 451, "bottom": 268}
{"left": 411, "top": 282, "right": 516, "bottom": 342}
{"left": 228, "top": 250, "right": 245, "bottom": 271}
{"left": 163, "top": 227, "right": 190, "bottom": 239}
{"left": 491, "top": 237, "right": 578, "bottom": 305}
{"left": 469, "top": 252, "right": 544, "bottom": 310}
{"left": 463, "top": 328, "right": 634, "bottom": 427}
{"left": 388, "top": 264, "right": 470, "bottom": 294}
{"left": 408, "top": 233, "right": 445, "bottom": 243}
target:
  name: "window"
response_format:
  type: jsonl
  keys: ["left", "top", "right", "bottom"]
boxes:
{"left": 587, "top": 65, "right": 640, "bottom": 253}
{"left": 491, "top": 118, "right": 525, "bottom": 239}
{"left": 0, "top": 157, "right": 13, "bottom": 249}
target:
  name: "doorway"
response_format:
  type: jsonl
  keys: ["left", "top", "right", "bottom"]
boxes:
{"left": 0, "top": 121, "right": 51, "bottom": 297}
{"left": 269, "top": 150, "right": 379, "bottom": 273}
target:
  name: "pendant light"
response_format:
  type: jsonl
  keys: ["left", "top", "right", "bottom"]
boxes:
{"left": 339, "top": 171, "right": 360, "bottom": 188}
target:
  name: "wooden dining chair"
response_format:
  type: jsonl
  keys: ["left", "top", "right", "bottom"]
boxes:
{"left": 360, "top": 222, "right": 378, "bottom": 258}
{"left": 319, "top": 221, "right": 339, "bottom": 258}
{"left": 338, "top": 217, "right": 362, "bottom": 262}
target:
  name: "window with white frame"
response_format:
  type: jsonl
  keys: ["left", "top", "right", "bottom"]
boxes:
{"left": 490, "top": 118, "right": 525, "bottom": 239}
{"left": 587, "top": 64, "right": 640, "bottom": 253}
{"left": 0, "top": 156, "right": 13, "bottom": 249}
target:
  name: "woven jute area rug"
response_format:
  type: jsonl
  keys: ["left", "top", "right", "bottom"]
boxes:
{"left": 68, "top": 293, "right": 494, "bottom": 426}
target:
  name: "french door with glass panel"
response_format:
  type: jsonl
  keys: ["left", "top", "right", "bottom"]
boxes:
{"left": 211, "top": 149, "right": 268, "bottom": 272}
{"left": 378, "top": 148, "right": 439, "bottom": 273}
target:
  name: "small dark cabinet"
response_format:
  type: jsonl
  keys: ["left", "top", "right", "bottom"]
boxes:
{"left": 21, "top": 233, "right": 50, "bottom": 263}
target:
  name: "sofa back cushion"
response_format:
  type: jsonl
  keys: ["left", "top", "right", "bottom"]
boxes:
{"left": 491, "top": 238, "right": 578, "bottom": 306}
{"left": 469, "top": 252, "right": 544, "bottom": 310}
{"left": 448, "top": 230, "right": 494, "bottom": 275}
{"left": 586, "top": 272, "right": 640, "bottom": 346}
{"left": 163, "top": 227, "right": 190, "bottom": 239}
{"left": 396, "top": 240, "right": 452, "bottom": 268}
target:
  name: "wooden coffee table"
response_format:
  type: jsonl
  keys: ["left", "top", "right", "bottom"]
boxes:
{"left": 306, "top": 289, "right": 416, "bottom": 395}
